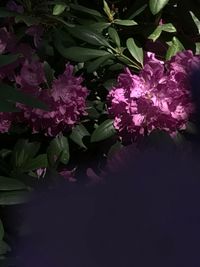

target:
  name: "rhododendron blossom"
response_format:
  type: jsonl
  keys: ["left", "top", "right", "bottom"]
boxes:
{"left": 16, "top": 64, "right": 89, "bottom": 136}
{"left": 108, "top": 50, "right": 199, "bottom": 142}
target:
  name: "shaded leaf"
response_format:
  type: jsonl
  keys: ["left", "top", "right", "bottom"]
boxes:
{"left": 69, "top": 3, "right": 102, "bottom": 18}
{"left": 91, "top": 119, "right": 116, "bottom": 142}
{"left": 55, "top": 45, "right": 110, "bottom": 62}
{"left": 0, "top": 176, "right": 26, "bottom": 191}
{"left": 70, "top": 124, "right": 90, "bottom": 149}
{"left": 44, "top": 61, "right": 55, "bottom": 88}
{"left": 0, "top": 54, "right": 19, "bottom": 68}
{"left": 86, "top": 54, "right": 113, "bottom": 73}
{"left": 128, "top": 4, "right": 148, "bottom": 19}
{"left": 22, "top": 154, "right": 48, "bottom": 172}
{"left": 67, "top": 26, "right": 111, "bottom": 47}
{"left": 47, "top": 135, "right": 70, "bottom": 166}
{"left": 0, "top": 191, "right": 29, "bottom": 205}
{"left": 0, "top": 219, "right": 4, "bottom": 240}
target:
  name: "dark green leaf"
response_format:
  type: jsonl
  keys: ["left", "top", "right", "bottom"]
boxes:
{"left": 114, "top": 19, "right": 137, "bottom": 26}
{"left": 196, "top": 42, "right": 200, "bottom": 54}
{"left": 22, "top": 154, "right": 48, "bottom": 172}
{"left": 69, "top": 3, "right": 103, "bottom": 17}
{"left": 0, "top": 8, "right": 16, "bottom": 17}
{"left": 70, "top": 124, "right": 90, "bottom": 149}
{"left": 86, "top": 54, "right": 114, "bottom": 73}
{"left": 0, "top": 176, "right": 26, "bottom": 191}
{"left": 0, "top": 100, "right": 19, "bottom": 112}
{"left": 190, "top": 11, "right": 200, "bottom": 34}
{"left": 149, "top": 0, "right": 169, "bottom": 15}
{"left": 44, "top": 61, "right": 55, "bottom": 88}
{"left": 67, "top": 26, "right": 111, "bottom": 47}
{"left": 55, "top": 46, "right": 110, "bottom": 62}
{"left": 166, "top": 37, "right": 184, "bottom": 60}
{"left": 108, "top": 27, "right": 120, "bottom": 47}
{"left": 88, "top": 22, "right": 111, "bottom": 33}
{"left": 103, "top": 79, "right": 117, "bottom": 90}
{"left": 107, "top": 141, "right": 123, "bottom": 158}
{"left": 0, "top": 84, "right": 48, "bottom": 110}
{"left": 0, "top": 54, "right": 19, "bottom": 68}
{"left": 47, "top": 135, "right": 70, "bottom": 166}
{"left": 53, "top": 3, "right": 67, "bottom": 15}
{"left": 103, "top": 0, "right": 113, "bottom": 20}
{"left": 0, "top": 191, "right": 29, "bottom": 205}
{"left": 126, "top": 38, "right": 143, "bottom": 65}
{"left": 128, "top": 4, "right": 148, "bottom": 19}
{"left": 91, "top": 119, "right": 116, "bottom": 142}
{"left": 15, "top": 14, "right": 40, "bottom": 26}
{"left": 0, "top": 219, "right": 4, "bottom": 240}
{"left": 0, "top": 240, "right": 11, "bottom": 255}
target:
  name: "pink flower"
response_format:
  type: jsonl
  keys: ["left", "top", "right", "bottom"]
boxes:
{"left": 108, "top": 50, "right": 198, "bottom": 142}
{"left": 17, "top": 64, "right": 89, "bottom": 136}
{"left": 0, "top": 113, "right": 12, "bottom": 133}
{"left": 6, "top": 0, "right": 24, "bottom": 13}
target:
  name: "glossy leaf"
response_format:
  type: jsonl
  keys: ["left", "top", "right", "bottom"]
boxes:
{"left": 126, "top": 38, "right": 143, "bottom": 66}
{"left": 70, "top": 124, "right": 90, "bottom": 149}
{"left": 148, "top": 23, "right": 176, "bottom": 42}
{"left": 53, "top": 3, "right": 67, "bottom": 15}
{"left": 108, "top": 27, "right": 120, "bottom": 47}
{"left": 149, "top": 0, "right": 169, "bottom": 15}
{"left": 0, "top": 176, "right": 26, "bottom": 191}
{"left": 91, "top": 119, "right": 116, "bottom": 142}
{"left": 67, "top": 26, "right": 111, "bottom": 47}
{"left": 166, "top": 37, "right": 184, "bottom": 60}
{"left": 114, "top": 19, "right": 137, "bottom": 26}
{"left": 128, "top": 4, "right": 148, "bottom": 19}
{"left": 88, "top": 22, "right": 111, "bottom": 33}
{"left": 190, "top": 11, "right": 200, "bottom": 34}
{"left": 55, "top": 45, "right": 110, "bottom": 62}
{"left": 47, "top": 135, "right": 70, "bottom": 166}
{"left": 196, "top": 42, "right": 200, "bottom": 54}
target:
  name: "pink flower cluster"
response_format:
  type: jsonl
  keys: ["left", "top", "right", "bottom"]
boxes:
{"left": 16, "top": 62, "right": 89, "bottom": 136}
{"left": 108, "top": 50, "right": 199, "bottom": 142}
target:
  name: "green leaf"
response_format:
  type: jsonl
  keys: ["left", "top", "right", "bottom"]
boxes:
{"left": 166, "top": 37, "right": 185, "bottom": 60}
{"left": 70, "top": 124, "right": 90, "bottom": 149}
{"left": 69, "top": 3, "right": 102, "bottom": 17}
{"left": 0, "top": 84, "right": 48, "bottom": 110}
{"left": 0, "top": 100, "right": 19, "bottom": 112}
{"left": 103, "top": 79, "right": 117, "bottom": 90}
{"left": 67, "top": 26, "right": 111, "bottom": 47}
{"left": 0, "top": 191, "right": 29, "bottom": 205}
{"left": 91, "top": 119, "right": 116, "bottom": 142}
{"left": 196, "top": 42, "right": 200, "bottom": 55}
{"left": 12, "top": 139, "right": 40, "bottom": 169}
{"left": 0, "top": 8, "right": 17, "bottom": 17}
{"left": 128, "top": 4, "right": 148, "bottom": 19}
{"left": 53, "top": 3, "right": 67, "bottom": 15}
{"left": 108, "top": 27, "right": 120, "bottom": 47}
{"left": 44, "top": 61, "right": 55, "bottom": 88}
{"left": 148, "top": 23, "right": 176, "bottom": 42}
{"left": 126, "top": 38, "right": 143, "bottom": 66}
{"left": 114, "top": 19, "right": 137, "bottom": 26}
{"left": 0, "top": 240, "right": 11, "bottom": 255}
{"left": 15, "top": 14, "right": 40, "bottom": 26}
{"left": 103, "top": 0, "right": 113, "bottom": 20}
{"left": 0, "top": 54, "right": 19, "bottom": 68}
{"left": 88, "top": 22, "right": 111, "bottom": 33}
{"left": 149, "top": 0, "right": 169, "bottom": 15}
{"left": 107, "top": 141, "right": 123, "bottom": 158}
{"left": 55, "top": 45, "right": 111, "bottom": 62}
{"left": 47, "top": 135, "right": 70, "bottom": 166}
{"left": 189, "top": 11, "right": 200, "bottom": 34}
{"left": 0, "top": 219, "right": 4, "bottom": 240}
{"left": 22, "top": 154, "right": 48, "bottom": 172}
{"left": 86, "top": 54, "right": 114, "bottom": 73}
{"left": 0, "top": 176, "right": 26, "bottom": 191}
